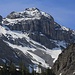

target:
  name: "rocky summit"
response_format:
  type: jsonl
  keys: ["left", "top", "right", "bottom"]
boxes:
{"left": 0, "top": 7, "right": 75, "bottom": 70}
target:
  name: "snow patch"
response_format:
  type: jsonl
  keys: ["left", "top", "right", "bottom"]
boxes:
{"left": 2, "top": 59, "right": 6, "bottom": 63}
{"left": 61, "top": 26, "right": 69, "bottom": 31}
{"left": 0, "top": 25, "right": 6, "bottom": 36}
{"left": 41, "top": 11, "right": 51, "bottom": 19}
{"left": 5, "top": 41, "right": 36, "bottom": 54}
{"left": 73, "top": 71, "right": 75, "bottom": 74}
{"left": 46, "top": 49, "right": 61, "bottom": 63}
{"left": 27, "top": 51, "right": 50, "bottom": 68}
{"left": 59, "top": 73, "right": 62, "bottom": 75}
{"left": 56, "top": 41, "right": 67, "bottom": 48}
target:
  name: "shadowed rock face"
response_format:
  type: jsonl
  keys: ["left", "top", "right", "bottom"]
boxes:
{"left": 0, "top": 39, "right": 33, "bottom": 66}
{"left": 52, "top": 43, "right": 75, "bottom": 75}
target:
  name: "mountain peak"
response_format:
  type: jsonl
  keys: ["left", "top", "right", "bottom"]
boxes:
{"left": 1, "top": 7, "right": 75, "bottom": 72}
{"left": 5, "top": 7, "right": 52, "bottom": 20}
{"left": 25, "top": 7, "right": 40, "bottom": 11}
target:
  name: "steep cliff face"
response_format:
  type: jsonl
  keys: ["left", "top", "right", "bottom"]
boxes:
{"left": 52, "top": 43, "right": 75, "bottom": 75}
{"left": 3, "top": 8, "right": 75, "bottom": 49}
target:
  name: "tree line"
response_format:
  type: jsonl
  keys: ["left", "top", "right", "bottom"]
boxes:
{"left": 0, "top": 61, "right": 56, "bottom": 75}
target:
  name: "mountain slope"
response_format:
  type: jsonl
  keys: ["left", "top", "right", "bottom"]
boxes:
{"left": 0, "top": 39, "right": 32, "bottom": 66}
{"left": 0, "top": 25, "right": 61, "bottom": 68}
{"left": 0, "top": 7, "right": 75, "bottom": 69}
{"left": 52, "top": 43, "right": 75, "bottom": 75}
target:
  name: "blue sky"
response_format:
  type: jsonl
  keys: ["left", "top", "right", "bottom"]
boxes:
{"left": 0, "top": 0, "right": 75, "bottom": 30}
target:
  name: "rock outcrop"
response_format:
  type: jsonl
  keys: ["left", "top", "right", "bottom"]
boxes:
{"left": 52, "top": 43, "right": 75, "bottom": 75}
{"left": 0, "top": 15, "right": 2, "bottom": 25}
